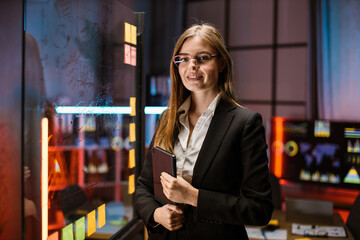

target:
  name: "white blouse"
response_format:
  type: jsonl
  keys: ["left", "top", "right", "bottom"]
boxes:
{"left": 173, "top": 94, "right": 221, "bottom": 183}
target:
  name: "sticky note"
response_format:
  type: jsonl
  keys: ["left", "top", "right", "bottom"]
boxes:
{"left": 48, "top": 231, "right": 59, "bottom": 240}
{"left": 124, "top": 22, "right": 131, "bottom": 43}
{"left": 124, "top": 44, "right": 131, "bottom": 65}
{"left": 294, "top": 238, "right": 312, "bottom": 240}
{"left": 129, "top": 149, "right": 135, "bottom": 168}
{"left": 131, "top": 25, "right": 137, "bottom": 45}
{"left": 130, "top": 46, "right": 137, "bottom": 66}
{"left": 130, "top": 97, "right": 136, "bottom": 116}
{"left": 128, "top": 174, "right": 135, "bottom": 194}
{"left": 87, "top": 210, "right": 96, "bottom": 237}
{"left": 75, "top": 216, "right": 85, "bottom": 240}
{"left": 129, "top": 123, "right": 136, "bottom": 142}
{"left": 98, "top": 204, "right": 106, "bottom": 228}
{"left": 61, "top": 223, "right": 73, "bottom": 240}
{"left": 268, "top": 219, "right": 279, "bottom": 226}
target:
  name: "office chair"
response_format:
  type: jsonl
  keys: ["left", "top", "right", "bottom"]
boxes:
{"left": 59, "top": 184, "right": 90, "bottom": 222}
{"left": 269, "top": 173, "right": 282, "bottom": 210}
{"left": 346, "top": 194, "right": 360, "bottom": 240}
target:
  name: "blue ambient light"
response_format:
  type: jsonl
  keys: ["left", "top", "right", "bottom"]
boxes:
{"left": 55, "top": 106, "right": 132, "bottom": 114}
{"left": 144, "top": 106, "right": 168, "bottom": 115}
{"left": 55, "top": 106, "right": 168, "bottom": 115}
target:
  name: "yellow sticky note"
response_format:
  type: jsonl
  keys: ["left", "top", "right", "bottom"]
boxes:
{"left": 129, "top": 123, "right": 136, "bottom": 142}
{"left": 98, "top": 204, "right": 106, "bottom": 228}
{"left": 124, "top": 22, "right": 131, "bottom": 43}
{"left": 131, "top": 25, "right": 137, "bottom": 45}
{"left": 75, "top": 216, "right": 85, "bottom": 240}
{"left": 61, "top": 223, "right": 73, "bottom": 240}
{"left": 130, "top": 97, "right": 136, "bottom": 116}
{"left": 129, "top": 149, "right": 135, "bottom": 168}
{"left": 294, "top": 238, "right": 312, "bottom": 240}
{"left": 268, "top": 219, "right": 279, "bottom": 226}
{"left": 87, "top": 210, "right": 96, "bottom": 237}
{"left": 128, "top": 174, "right": 135, "bottom": 194}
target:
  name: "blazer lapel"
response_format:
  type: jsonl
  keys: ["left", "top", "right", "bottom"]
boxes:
{"left": 191, "top": 99, "right": 235, "bottom": 187}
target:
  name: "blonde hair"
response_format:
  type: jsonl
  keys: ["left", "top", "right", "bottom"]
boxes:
{"left": 154, "top": 23, "right": 239, "bottom": 153}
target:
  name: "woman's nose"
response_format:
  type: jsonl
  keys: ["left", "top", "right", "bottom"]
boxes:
{"left": 189, "top": 58, "right": 199, "bottom": 69}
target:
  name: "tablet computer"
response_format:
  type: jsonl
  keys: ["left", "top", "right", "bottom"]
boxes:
{"left": 151, "top": 146, "right": 177, "bottom": 204}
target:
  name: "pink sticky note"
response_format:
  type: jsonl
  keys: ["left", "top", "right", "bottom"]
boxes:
{"left": 124, "top": 44, "right": 131, "bottom": 65}
{"left": 48, "top": 231, "right": 59, "bottom": 240}
{"left": 130, "top": 46, "right": 136, "bottom": 66}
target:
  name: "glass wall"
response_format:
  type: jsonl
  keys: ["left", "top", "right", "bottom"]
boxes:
{"left": 24, "top": 0, "right": 140, "bottom": 239}
{"left": 0, "top": 1, "right": 23, "bottom": 239}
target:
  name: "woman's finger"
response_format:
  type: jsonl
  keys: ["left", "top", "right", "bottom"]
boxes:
{"left": 171, "top": 214, "right": 184, "bottom": 224}
{"left": 161, "top": 172, "right": 176, "bottom": 185}
{"left": 164, "top": 204, "right": 183, "bottom": 214}
{"left": 167, "top": 215, "right": 184, "bottom": 231}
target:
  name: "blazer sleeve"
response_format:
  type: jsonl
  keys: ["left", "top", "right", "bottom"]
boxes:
{"left": 134, "top": 120, "right": 163, "bottom": 229}
{"left": 195, "top": 111, "right": 273, "bottom": 226}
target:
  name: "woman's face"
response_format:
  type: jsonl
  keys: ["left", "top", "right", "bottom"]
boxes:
{"left": 176, "top": 36, "right": 223, "bottom": 95}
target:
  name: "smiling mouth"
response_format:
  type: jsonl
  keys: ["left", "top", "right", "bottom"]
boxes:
{"left": 187, "top": 74, "right": 202, "bottom": 80}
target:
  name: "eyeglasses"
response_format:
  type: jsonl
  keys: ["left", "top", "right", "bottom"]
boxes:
{"left": 173, "top": 52, "right": 217, "bottom": 67}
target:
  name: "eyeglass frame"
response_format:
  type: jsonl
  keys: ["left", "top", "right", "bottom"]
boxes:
{"left": 172, "top": 52, "right": 218, "bottom": 68}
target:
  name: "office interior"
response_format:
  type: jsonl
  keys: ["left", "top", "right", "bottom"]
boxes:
{"left": 1, "top": 0, "right": 359, "bottom": 239}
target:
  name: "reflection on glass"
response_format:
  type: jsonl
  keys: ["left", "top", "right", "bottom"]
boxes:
{"left": 25, "top": 0, "right": 137, "bottom": 239}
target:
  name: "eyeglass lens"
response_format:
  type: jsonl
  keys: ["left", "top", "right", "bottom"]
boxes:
{"left": 173, "top": 53, "right": 215, "bottom": 67}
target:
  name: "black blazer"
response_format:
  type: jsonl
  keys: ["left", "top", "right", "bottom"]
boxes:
{"left": 135, "top": 98, "right": 273, "bottom": 240}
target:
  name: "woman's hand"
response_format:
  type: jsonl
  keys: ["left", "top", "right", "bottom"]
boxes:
{"left": 160, "top": 172, "right": 199, "bottom": 207}
{"left": 24, "top": 166, "right": 31, "bottom": 182}
{"left": 153, "top": 204, "right": 184, "bottom": 231}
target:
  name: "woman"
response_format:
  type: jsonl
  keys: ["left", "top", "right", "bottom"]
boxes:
{"left": 135, "top": 23, "right": 273, "bottom": 239}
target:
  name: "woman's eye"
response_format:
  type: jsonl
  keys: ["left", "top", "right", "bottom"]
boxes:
{"left": 199, "top": 55, "right": 210, "bottom": 61}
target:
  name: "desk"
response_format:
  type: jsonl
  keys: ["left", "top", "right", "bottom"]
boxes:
{"left": 248, "top": 210, "right": 354, "bottom": 240}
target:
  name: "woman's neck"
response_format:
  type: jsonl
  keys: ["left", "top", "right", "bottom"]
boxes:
{"left": 190, "top": 91, "right": 219, "bottom": 115}
{"left": 186, "top": 91, "right": 219, "bottom": 142}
